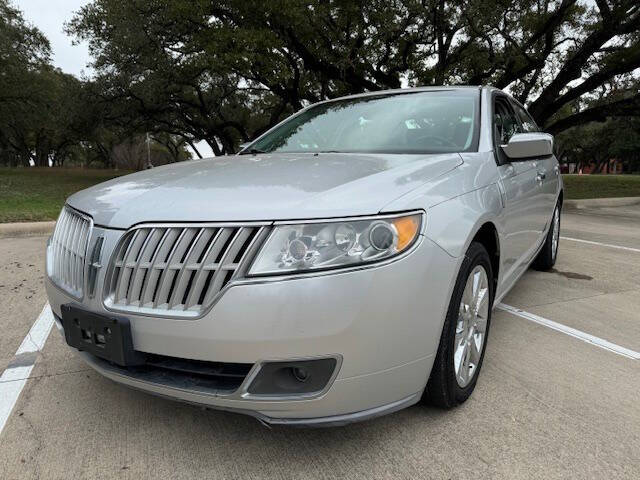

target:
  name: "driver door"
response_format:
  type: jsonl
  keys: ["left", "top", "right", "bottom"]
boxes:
{"left": 494, "top": 96, "right": 542, "bottom": 287}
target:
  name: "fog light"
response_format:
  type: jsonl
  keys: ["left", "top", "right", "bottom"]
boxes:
{"left": 247, "top": 358, "right": 338, "bottom": 396}
{"left": 291, "top": 366, "right": 309, "bottom": 382}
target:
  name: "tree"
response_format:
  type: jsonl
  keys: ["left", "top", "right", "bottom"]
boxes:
{"left": 67, "top": 0, "right": 640, "bottom": 155}
{"left": 0, "top": 0, "right": 50, "bottom": 165}
{"left": 557, "top": 116, "right": 640, "bottom": 172}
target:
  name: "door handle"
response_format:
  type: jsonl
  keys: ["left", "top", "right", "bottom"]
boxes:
{"left": 536, "top": 171, "right": 546, "bottom": 183}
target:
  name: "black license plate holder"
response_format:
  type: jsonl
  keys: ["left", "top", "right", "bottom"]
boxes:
{"left": 60, "top": 304, "right": 145, "bottom": 367}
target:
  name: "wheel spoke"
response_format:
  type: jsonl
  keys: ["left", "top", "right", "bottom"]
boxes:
{"left": 456, "top": 340, "right": 468, "bottom": 372}
{"left": 475, "top": 315, "right": 487, "bottom": 334}
{"left": 462, "top": 276, "right": 473, "bottom": 306}
{"left": 472, "top": 270, "right": 481, "bottom": 302}
{"left": 469, "top": 337, "right": 481, "bottom": 364}
{"left": 454, "top": 263, "right": 490, "bottom": 388}
{"left": 461, "top": 343, "right": 471, "bottom": 380}
{"left": 475, "top": 287, "right": 488, "bottom": 316}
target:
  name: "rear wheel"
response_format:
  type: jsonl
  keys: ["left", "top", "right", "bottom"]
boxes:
{"left": 532, "top": 203, "right": 561, "bottom": 271}
{"left": 424, "top": 242, "right": 494, "bottom": 408}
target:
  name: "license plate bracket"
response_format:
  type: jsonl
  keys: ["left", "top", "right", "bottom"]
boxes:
{"left": 60, "top": 304, "right": 146, "bottom": 367}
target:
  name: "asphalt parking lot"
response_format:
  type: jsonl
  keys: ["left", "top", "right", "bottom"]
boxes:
{"left": 0, "top": 203, "right": 639, "bottom": 480}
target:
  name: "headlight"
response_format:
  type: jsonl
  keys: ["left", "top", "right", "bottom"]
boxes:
{"left": 248, "top": 212, "right": 422, "bottom": 276}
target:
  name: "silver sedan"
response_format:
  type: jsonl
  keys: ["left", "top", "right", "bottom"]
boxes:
{"left": 45, "top": 86, "right": 562, "bottom": 426}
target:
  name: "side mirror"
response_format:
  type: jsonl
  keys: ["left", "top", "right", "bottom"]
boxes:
{"left": 501, "top": 132, "right": 553, "bottom": 160}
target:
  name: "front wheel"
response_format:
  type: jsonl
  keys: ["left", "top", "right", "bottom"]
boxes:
{"left": 532, "top": 202, "right": 561, "bottom": 271}
{"left": 424, "top": 242, "right": 494, "bottom": 408}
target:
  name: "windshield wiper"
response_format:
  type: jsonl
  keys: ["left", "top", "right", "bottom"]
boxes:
{"left": 239, "top": 147, "right": 267, "bottom": 155}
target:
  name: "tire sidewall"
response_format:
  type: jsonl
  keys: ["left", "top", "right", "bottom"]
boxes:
{"left": 533, "top": 201, "right": 561, "bottom": 271}
{"left": 444, "top": 243, "right": 494, "bottom": 403}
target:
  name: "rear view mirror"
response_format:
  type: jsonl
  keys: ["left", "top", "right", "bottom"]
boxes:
{"left": 501, "top": 132, "right": 553, "bottom": 160}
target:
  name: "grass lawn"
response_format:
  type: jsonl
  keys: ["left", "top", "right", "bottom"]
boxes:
{"left": 562, "top": 174, "right": 640, "bottom": 200}
{"left": 0, "top": 167, "right": 131, "bottom": 223}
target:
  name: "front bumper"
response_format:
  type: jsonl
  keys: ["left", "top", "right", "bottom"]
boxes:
{"left": 46, "top": 229, "right": 458, "bottom": 425}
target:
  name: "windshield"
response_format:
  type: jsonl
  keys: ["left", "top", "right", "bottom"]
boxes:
{"left": 245, "top": 90, "right": 479, "bottom": 155}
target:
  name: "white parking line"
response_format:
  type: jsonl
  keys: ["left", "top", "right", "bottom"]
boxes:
{"left": 497, "top": 303, "right": 640, "bottom": 360}
{"left": 0, "top": 304, "right": 54, "bottom": 436}
{"left": 561, "top": 236, "right": 640, "bottom": 253}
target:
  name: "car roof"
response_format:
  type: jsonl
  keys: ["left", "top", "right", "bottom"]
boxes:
{"left": 313, "top": 85, "right": 497, "bottom": 106}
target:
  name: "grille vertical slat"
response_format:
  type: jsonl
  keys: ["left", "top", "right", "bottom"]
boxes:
{"left": 139, "top": 228, "right": 172, "bottom": 306}
{"left": 127, "top": 228, "right": 162, "bottom": 305}
{"left": 152, "top": 228, "right": 188, "bottom": 308}
{"left": 64, "top": 215, "right": 77, "bottom": 289}
{"left": 54, "top": 209, "right": 70, "bottom": 282}
{"left": 106, "top": 223, "right": 267, "bottom": 318}
{"left": 62, "top": 215, "right": 73, "bottom": 289}
{"left": 126, "top": 228, "right": 157, "bottom": 305}
{"left": 184, "top": 228, "right": 224, "bottom": 309}
{"left": 74, "top": 217, "right": 90, "bottom": 292}
{"left": 69, "top": 215, "right": 82, "bottom": 291}
{"left": 48, "top": 207, "right": 92, "bottom": 299}
{"left": 113, "top": 229, "right": 141, "bottom": 303}
{"left": 202, "top": 228, "right": 252, "bottom": 306}
{"left": 168, "top": 228, "right": 208, "bottom": 309}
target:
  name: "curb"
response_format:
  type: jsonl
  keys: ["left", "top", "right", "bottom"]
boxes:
{"left": 564, "top": 196, "right": 640, "bottom": 210}
{"left": 0, "top": 221, "right": 56, "bottom": 239}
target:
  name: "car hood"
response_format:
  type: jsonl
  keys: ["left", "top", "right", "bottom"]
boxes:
{"left": 67, "top": 152, "right": 462, "bottom": 228}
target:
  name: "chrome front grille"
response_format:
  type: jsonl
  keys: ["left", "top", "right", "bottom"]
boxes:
{"left": 104, "top": 224, "right": 268, "bottom": 318}
{"left": 48, "top": 207, "right": 92, "bottom": 299}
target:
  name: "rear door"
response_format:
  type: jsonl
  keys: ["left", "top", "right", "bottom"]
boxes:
{"left": 493, "top": 96, "right": 542, "bottom": 285}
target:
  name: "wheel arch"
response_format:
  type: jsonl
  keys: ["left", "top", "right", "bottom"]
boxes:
{"left": 470, "top": 222, "right": 500, "bottom": 292}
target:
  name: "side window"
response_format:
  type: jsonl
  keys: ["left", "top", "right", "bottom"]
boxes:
{"left": 493, "top": 98, "right": 521, "bottom": 145}
{"left": 512, "top": 102, "right": 540, "bottom": 133}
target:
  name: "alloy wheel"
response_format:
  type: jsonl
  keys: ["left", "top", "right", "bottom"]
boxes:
{"left": 454, "top": 265, "right": 489, "bottom": 388}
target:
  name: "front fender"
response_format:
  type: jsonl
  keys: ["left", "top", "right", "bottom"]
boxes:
{"left": 424, "top": 183, "right": 503, "bottom": 259}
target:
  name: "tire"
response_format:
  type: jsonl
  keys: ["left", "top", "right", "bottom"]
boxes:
{"left": 532, "top": 202, "right": 561, "bottom": 271}
{"left": 424, "top": 242, "right": 494, "bottom": 409}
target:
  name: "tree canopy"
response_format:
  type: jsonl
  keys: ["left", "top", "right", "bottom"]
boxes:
{"left": 2, "top": 0, "right": 639, "bottom": 166}
{"left": 0, "top": 0, "right": 190, "bottom": 168}
{"left": 67, "top": 0, "right": 640, "bottom": 155}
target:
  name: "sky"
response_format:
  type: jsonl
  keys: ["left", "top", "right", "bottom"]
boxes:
{"left": 15, "top": 0, "right": 215, "bottom": 158}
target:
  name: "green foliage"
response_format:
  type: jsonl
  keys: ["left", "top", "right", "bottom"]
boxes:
{"left": 2, "top": 0, "right": 640, "bottom": 163}
{"left": 0, "top": 0, "right": 193, "bottom": 168}
{"left": 557, "top": 114, "right": 640, "bottom": 172}
{"left": 65, "top": 0, "right": 640, "bottom": 154}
